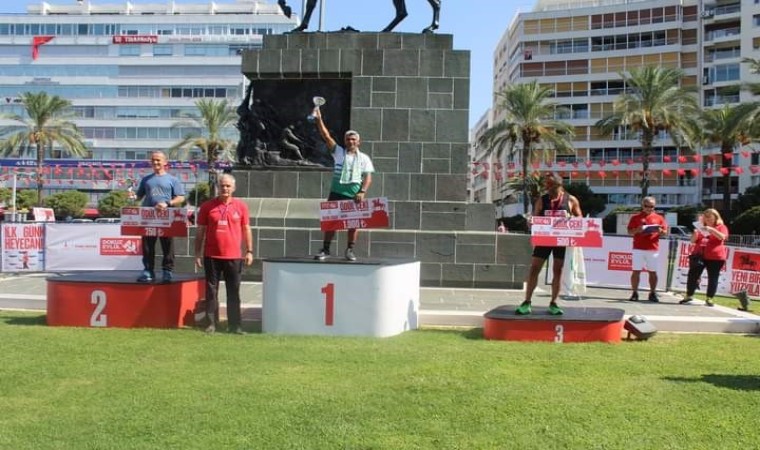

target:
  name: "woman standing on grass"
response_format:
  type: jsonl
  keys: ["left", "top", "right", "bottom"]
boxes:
{"left": 680, "top": 209, "right": 729, "bottom": 307}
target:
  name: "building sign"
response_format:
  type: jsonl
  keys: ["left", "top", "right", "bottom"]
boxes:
{"left": 120, "top": 206, "right": 189, "bottom": 237}
{"left": 319, "top": 197, "right": 390, "bottom": 232}
{"left": 112, "top": 35, "right": 158, "bottom": 44}
{"left": 530, "top": 217, "right": 603, "bottom": 247}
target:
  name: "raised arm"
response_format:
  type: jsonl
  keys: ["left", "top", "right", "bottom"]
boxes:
{"left": 313, "top": 108, "right": 336, "bottom": 151}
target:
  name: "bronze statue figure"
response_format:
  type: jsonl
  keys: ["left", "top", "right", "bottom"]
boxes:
{"left": 278, "top": 0, "right": 441, "bottom": 33}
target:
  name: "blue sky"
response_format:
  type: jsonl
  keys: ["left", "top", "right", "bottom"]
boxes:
{"left": 3, "top": 0, "right": 531, "bottom": 128}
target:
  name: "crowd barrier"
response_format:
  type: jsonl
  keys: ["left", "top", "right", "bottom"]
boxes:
{"left": 2, "top": 223, "right": 759, "bottom": 300}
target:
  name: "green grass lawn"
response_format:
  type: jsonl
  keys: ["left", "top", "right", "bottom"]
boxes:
{"left": 1, "top": 312, "right": 759, "bottom": 450}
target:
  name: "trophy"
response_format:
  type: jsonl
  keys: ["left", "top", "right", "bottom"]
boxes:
{"left": 307, "top": 96, "right": 326, "bottom": 122}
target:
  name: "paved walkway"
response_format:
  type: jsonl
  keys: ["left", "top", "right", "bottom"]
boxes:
{"left": 1, "top": 272, "right": 757, "bottom": 334}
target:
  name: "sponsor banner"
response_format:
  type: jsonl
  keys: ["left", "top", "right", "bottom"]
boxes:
{"left": 120, "top": 206, "right": 189, "bottom": 237}
{"left": 319, "top": 197, "right": 390, "bottom": 232}
{"left": 45, "top": 224, "right": 142, "bottom": 271}
{"left": 530, "top": 217, "right": 603, "bottom": 248}
{"left": 1, "top": 223, "right": 45, "bottom": 271}
{"left": 550, "top": 235, "right": 669, "bottom": 289}
{"left": 32, "top": 207, "right": 55, "bottom": 222}
{"left": 112, "top": 35, "right": 158, "bottom": 44}
{"left": 671, "top": 241, "right": 760, "bottom": 299}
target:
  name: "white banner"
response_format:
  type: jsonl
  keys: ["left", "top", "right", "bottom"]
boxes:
{"left": 1, "top": 223, "right": 45, "bottom": 272}
{"left": 552, "top": 235, "right": 669, "bottom": 290}
{"left": 671, "top": 240, "right": 760, "bottom": 299}
{"left": 45, "top": 224, "right": 143, "bottom": 271}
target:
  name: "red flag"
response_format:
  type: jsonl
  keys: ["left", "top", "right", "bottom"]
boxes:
{"left": 690, "top": 169, "right": 699, "bottom": 177}
{"left": 750, "top": 166, "right": 760, "bottom": 174}
{"left": 734, "top": 167, "right": 744, "bottom": 174}
{"left": 676, "top": 169, "right": 685, "bottom": 176}
{"left": 678, "top": 156, "right": 687, "bottom": 163}
{"left": 663, "top": 155, "right": 671, "bottom": 162}
{"left": 662, "top": 169, "right": 672, "bottom": 176}
{"left": 32, "top": 36, "right": 54, "bottom": 60}
{"left": 719, "top": 167, "right": 729, "bottom": 176}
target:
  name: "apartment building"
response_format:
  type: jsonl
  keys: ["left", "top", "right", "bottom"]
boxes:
{"left": 0, "top": 0, "right": 297, "bottom": 201}
{"left": 474, "top": 0, "right": 760, "bottom": 217}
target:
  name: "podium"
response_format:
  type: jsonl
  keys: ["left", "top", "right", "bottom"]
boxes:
{"left": 47, "top": 271, "right": 204, "bottom": 329}
{"left": 262, "top": 257, "right": 420, "bottom": 337}
{"left": 483, "top": 306, "right": 625, "bottom": 343}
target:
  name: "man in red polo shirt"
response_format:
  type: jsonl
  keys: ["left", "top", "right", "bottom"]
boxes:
{"left": 627, "top": 196, "right": 668, "bottom": 302}
{"left": 194, "top": 174, "right": 254, "bottom": 334}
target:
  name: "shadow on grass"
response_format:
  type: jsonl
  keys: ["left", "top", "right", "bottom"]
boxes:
{"left": 664, "top": 374, "right": 760, "bottom": 391}
{"left": 0, "top": 314, "right": 47, "bottom": 326}
{"left": 417, "top": 327, "right": 484, "bottom": 340}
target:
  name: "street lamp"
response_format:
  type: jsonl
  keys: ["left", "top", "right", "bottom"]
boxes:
{"left": 10, "top": 171, "right": 34, "bottom": 222}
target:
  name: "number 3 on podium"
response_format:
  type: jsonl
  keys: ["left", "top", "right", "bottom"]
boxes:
{"left": 320, "top": 283, "right": 335, "bottom": 326}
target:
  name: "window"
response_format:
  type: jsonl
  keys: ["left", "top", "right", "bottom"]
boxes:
{"left": 153, "top": 45, "right": 173, "bottom": 56}
{"left": 119, "top": 45, "right": 140, "bottom": 56}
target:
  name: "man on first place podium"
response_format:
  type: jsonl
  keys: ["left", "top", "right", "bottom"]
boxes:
{"left": 311, "top": 107, "right": 374, "bottom": 262}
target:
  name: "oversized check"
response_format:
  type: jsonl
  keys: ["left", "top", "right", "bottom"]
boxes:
{"left": 120, "top": 206, "right": 189, "bottom": 237}
{"left": 530, "top": 216, "right": 603, "bottom": 248}
{"left": 319, "top": 197, "right": 390, "bottom": 232}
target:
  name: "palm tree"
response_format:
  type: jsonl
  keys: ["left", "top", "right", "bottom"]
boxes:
{"left": 685, "top": 104, "right": 758, "bottom": 220}
{"left": 478, "top": 80, "right": 575, "bottom": 214}
{"left": 742, "top": 57, "right": 760, "bottom": 96}
{"left": 0, "top": 91, "right": 87, "bottom": 204}
{"left": 168, "top": 98, "right": 238, "bottom": 197}
{"left": 595, "top": 66, "right": 698, "bottom": 199}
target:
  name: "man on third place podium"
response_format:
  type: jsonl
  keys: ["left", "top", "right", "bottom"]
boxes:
{"left": 312, "top": 107, "right": 374, "bottom": 262}
{"left": 516, "top": 173, "right": 583, "bottom": 316}
{"left": 131, "top": 150, "right": 186, "bottom": 283}
{"left": 194, "top": 174, "right": 254, "bottom": 334}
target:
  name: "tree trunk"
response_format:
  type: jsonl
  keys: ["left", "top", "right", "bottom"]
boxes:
{"left": 521, "top": 144, "right": 530, "bottom": 215}
{"left": 207, "top": 148, "right": 218, "bottom": 198}
{"left": 721, "top": 143, "right": 733, "bottom": 221}
{"left": 640, "top": 130, "right": 654, "bottom": 199}
{"left": 35, "top": 142, "right": 43, "bottom": 206}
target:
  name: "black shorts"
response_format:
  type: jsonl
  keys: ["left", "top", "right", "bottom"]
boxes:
{"left": 327, "top": 192, "right": 355, "bottom": 201}
{"left": 532, "top": 246, "right": 567, "bottom": 260}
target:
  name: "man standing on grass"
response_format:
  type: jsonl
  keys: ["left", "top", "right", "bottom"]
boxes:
{"left": 627, "top": 196, "right": 668, "bottom": 302}
{"left": 516, "top": 173, "right": 583, "bottom": 316}
{"left": 312, "top": 107, "right": 374, "bottom": 262}
{"left": 194, "top": 174, "right": 253, "bottom": 335}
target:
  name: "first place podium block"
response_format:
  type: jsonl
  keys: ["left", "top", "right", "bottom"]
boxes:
{"left": 483, "top": 306, "right": 625, "bottom": 343}
{"left": 47, "top": 271, "right": 204, "bottom": 329}
{"left": 262, "top": 257, "right": 420, "bottom": 337}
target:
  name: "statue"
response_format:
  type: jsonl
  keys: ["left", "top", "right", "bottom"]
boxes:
{"left": 278, "top": 0, "right": 441, "bottom": 34}
{"left": 236, "top": 83, "right": 327, "bottom": 168}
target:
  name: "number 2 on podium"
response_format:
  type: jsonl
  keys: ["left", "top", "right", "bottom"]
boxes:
{"left": 320, "top": 283, "right": 334, "bottom": 326}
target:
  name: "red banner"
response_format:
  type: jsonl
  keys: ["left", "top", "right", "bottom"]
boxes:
{"left": 319, "top": 197, "right": 390, "bottom": 232}
{"left": 530, "top": 217, "right": 603, "bottom": 248}
{"left": 112, "top": 35, "right": 158, "bottom": 44}
{"left": 120, "top": 206, "right": 188, "bottom": 237}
